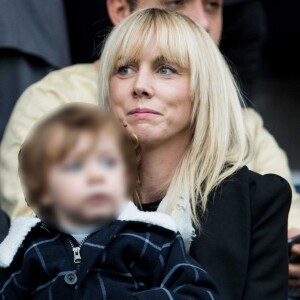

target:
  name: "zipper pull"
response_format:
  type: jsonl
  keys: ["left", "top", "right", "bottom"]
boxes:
{"left": 73, "top": 247, "right": 81, "bottom": 263}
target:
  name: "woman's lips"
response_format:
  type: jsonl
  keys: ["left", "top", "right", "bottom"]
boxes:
{"left": 127, "top": 108, "right": 161, "bottom": 118}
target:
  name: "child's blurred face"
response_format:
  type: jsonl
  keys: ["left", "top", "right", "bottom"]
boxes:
{"left": 44, "top": 129, "right": 128, "bottom": 226}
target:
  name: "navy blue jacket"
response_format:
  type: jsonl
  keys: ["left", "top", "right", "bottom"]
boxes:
{"left": 0, "top": 203, "right": 218, "bottom": 300}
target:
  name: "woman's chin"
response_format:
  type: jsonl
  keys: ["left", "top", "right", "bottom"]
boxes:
{"left": 136, "top": 132, "right": 168, "bottom": 147}
{"left": 129, "top": 124, "right": 155, "bottom": 137}
{"left": 126, "top": 122, "right": 170, "bottom": 145}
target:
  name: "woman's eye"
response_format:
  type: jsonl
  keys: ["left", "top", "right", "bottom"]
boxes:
{"left": 99, "top": 157, "right": 117, "bottom": 169}
{"left": 164, "top": 0, "right": 183, "bottom": 9}
{"left": 159, "top": 66, "right": 176, "bottom": 75}
{"left": 117, "top": 66, "right": 134, "bottom": 76}
{"left": 65, "top": 162, "right": 82, "bottom": 172}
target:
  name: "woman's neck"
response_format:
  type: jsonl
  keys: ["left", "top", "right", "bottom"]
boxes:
{"left": 139, "top": 130, "right": 191, "bottom": 204}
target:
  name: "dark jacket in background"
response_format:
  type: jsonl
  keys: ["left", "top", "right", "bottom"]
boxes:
{"left": 190, "top": 166, "right": 291, "bottom": 300}
{"left": 221, "top": 0, "right": 282, "bottom": 105}
{"left": 221, "top": 0, "right": 266, "bottom": 104}
{"left": 0, "top": 0, "right": 71, "bottom": 141}
{"left": 0, "top": 209, "right": 9, "bottom": 243}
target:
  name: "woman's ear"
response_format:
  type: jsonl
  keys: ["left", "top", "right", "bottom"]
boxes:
{"left": 106, "top": 0, "right": 132, "bottom": 26}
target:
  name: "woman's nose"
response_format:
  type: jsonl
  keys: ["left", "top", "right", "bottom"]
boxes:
{"left": 132, "top": 72, "right": 154, "bottom": 99}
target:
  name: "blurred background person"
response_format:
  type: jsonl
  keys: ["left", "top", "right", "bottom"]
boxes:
{"left": 0, "top": 0, "right": 71, "bottom": 141}
{"left": 221, "top": 0, "right": 267, "bottom": 104}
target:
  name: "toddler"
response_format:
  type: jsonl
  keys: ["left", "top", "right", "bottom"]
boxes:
{"left": 0, "top": 103, "right": 218, "bottom": 299}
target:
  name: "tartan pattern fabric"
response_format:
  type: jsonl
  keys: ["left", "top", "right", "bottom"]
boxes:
{"left": 0, "top": 219, "right": 218, "bottom": 299}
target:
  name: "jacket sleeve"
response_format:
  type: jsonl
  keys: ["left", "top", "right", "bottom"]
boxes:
{"left": 130, "top": 233, "right": 219, "bottom": 300}
{"left": 0, "top": 81, "right": 63, "bottom": 219}
{"left": 243, "top": 173, "right": 292, "bottom": 299}
{"left": 244, "top": 108, "right": 300, "bottom": 229}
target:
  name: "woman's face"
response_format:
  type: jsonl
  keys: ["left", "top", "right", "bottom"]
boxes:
{"left": 109, "top": 44, "right": 192, "bottom": 146}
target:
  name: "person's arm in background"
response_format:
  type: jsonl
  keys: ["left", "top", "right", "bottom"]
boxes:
{"left": 288, "top": 228, "right": 300, "bottom": 287}
{"left": 0, "top": 64, "right": 98, "bottom": 219}
{"left": 287, "top": 208, "right": 300, "bottom": 287}
{"left": 0, "top": 81, "right": 63, "bottom": 218}
{"left": 244, "top": 108, "right": 299, "bottom": 222}
{"left": 244, "top": 107, "right": 300, "bottom": 287}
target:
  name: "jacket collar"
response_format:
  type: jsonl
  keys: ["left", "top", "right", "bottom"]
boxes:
{"left": 0, "top": 216, "right": 40, "bottom": 268}
{"left": 157, "top": 190, "right": 196, "bottom": 250}
{"left": 118, "top": 201, "right": 177, "bottom": 232}
{"left": 0, "top": 201, "right": 177, "bottom": 268}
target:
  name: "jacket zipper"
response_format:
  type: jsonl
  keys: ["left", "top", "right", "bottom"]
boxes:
{"left": 67, "top": 234, "right": 91, "bottom": 265}
{"left": 39, "top": 222, "right": 92, "bottom": 298}
{"left": 67, "top": 235, "right": 91, "bottom": 299}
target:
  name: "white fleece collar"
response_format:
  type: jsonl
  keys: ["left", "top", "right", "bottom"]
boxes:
{"left": 0, "top": 217, "right": 41, "bottom": 268}
{"left": 0, "top": 202, "right": 177, "bottom": 268}
{"left": 118, "top": 201, "right": 177, "bottom": 232}
{"left": 157, "top": 189, "right": 196, "bottom": 251}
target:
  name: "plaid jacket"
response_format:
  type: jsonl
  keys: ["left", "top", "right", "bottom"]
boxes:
{"left": 0, "top": 202, "right": 218, "bottom": 300}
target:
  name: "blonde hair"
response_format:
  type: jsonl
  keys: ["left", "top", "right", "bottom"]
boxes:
{"left": 98, "top": 8, "right": 252, "bottom": 227}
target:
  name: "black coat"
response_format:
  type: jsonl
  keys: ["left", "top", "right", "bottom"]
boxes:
{"left": 0, "top": 203, "right": 219, "bottom": 300}
{"left": 190, "top": 166, "right": 291, "bottom": 300}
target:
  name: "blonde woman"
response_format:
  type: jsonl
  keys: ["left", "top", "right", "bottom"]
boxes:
{"left": 98, "top": 8, "right": 291, "bottom": 300}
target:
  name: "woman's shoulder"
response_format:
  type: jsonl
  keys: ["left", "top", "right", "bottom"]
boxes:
{"left": 193, "top": 167, "right": 291, "bottom": 300}
{"left": 229, "top": 166, "right": 291, "bottom": 196}
{"left": 219, "top": 166, "right": 292, "bottom": 215}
